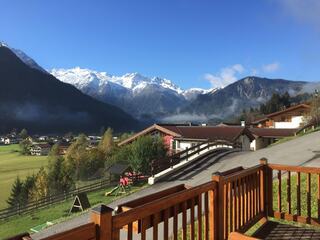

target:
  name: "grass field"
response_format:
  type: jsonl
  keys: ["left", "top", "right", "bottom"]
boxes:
{"left": 0, "top": 144, "right": 48, "bottom": 209}
{"left": 0, "top": 182, "right": 147, "bottom": 239}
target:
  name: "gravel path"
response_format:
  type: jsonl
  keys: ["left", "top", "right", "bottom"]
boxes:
{"left": 32, "top": 131, "right": 320, "bottom": 239}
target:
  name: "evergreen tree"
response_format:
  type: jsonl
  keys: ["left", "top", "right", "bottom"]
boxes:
{"left": 21, "top": 174, "right": 36, "bottom": 205}
{"left": 19, "top": 139, "right": 32, "bottom": 155}
{"left": 7, "top": 176, "right": 24, "bottom": 208}
{"left": 47, "top": 143, "right": 75, "bottom": 193}
{"left": 128, "top": 136, "right": 167, "bottom": 174}
{"left": 19, "top": 128, "right": 28, "bottom": 140}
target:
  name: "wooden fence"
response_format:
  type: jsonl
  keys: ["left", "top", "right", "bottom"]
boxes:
{"left": 151, "top": 140, "right": 239, "bottom": 176}
{"left": 0, "top": 179, "right": 113, "bottom": 220}
{"left": 7, "top": 159, "right": 320, "bottom": 240}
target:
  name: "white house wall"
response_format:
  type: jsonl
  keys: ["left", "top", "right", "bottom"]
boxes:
{"left": 274, "top": 116, "right": 303, "bottom": 129}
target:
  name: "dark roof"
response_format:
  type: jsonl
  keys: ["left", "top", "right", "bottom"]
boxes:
{"left": 163, "top": 126, "right": 255, "bottom": 142}
{"left": 118, "top": 124, "right": 181, "bottom": 146}
{"left": 249, "top": 128, "right": 297, "bottom": 138}
{"left": 108, "top": 164, "right": 130, "bottom": 175}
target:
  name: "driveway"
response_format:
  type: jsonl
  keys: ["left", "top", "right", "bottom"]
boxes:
{"left": 32, "top": 131, "right": 320, "bottom": 239}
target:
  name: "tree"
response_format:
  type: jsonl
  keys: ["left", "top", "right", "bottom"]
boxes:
{"left": 19, "top": 128, "right": 28, "bottom": 139}
{"left": 19, "top": 139, "right": 32, "bottom": 155}
{"left": 65, "top": 134, "right": 89, "bottom": 180}
{"left": 21, "top": 174, "right": 36, "bottom": 205}
{"left": 30, "top": 167, "right": 49, "bottom": 201}
{"left": 98, "top": 128, "right": 114, "bottom": 156}
{"left": 7, "top": 176, "right": 24, "bottom": 208}
{"left": 128, "top": 136, "right": 167, "bottom": 174}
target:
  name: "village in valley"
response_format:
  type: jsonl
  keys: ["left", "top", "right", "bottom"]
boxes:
{"left": 2, "top": 1, "right": 320, "bottom": 240}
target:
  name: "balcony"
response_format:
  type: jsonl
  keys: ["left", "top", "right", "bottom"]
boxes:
{"left": 8, "top": 158, "right": 320, "bottom": 240}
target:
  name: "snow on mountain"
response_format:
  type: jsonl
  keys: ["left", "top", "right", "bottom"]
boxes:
{"left": 0, "top": 41, "right": 46, "bottom": 73}
{"left": 51, "top": 67, "right": 186, "bottom": 95}
{"left": 50, "top": 67, "right": 211, "bottom": 120}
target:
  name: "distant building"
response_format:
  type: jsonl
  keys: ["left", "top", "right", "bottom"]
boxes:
{"left": 118, "top": 124, "right": 255, "bottom": 152}
{"left": 251, "top": 104, "right": 310, "bottom": 129}
{"left": 30, "top": 144, "right": 51, "bottom": 156}
{"left": 248, "top": 128, "right": 298, "bottom": 151}
{"left": 4, "top": 137, "right": 19, "bottom": 145}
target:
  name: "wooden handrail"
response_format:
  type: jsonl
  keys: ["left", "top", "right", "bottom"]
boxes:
{"left": 269, "top": 163, "right": 320, "bottom": 174}
{"left": 112, "top": 181, "right": 217, "bottom": 228}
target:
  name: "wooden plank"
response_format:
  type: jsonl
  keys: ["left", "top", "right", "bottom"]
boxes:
{"left": 278, "top": 170, "right": 282, "bottom": 212}
{"left": 197, "top": 194, "right": 203, "bottom": 240}
{"left": 141, "top": 217, "right": 147, "bottom": 240}
{"left": 229, "top": 182, "right": 233, "bottom": 236}
{"left": 273, "top": 211, "right": 320, "bottom": 226}
{"left": 204, "top": 192, "right": 209, "bottom": 240}
{"left": 287, "top": 171, "right": 291, "bottom": 214}
{"left": 229, "top": 232, "right": 260, "bottom": 240}
{"left": 163, "top": 208, "right": 169, "bottom": 240}
{"left": 190, "top": 198, "right": 195, "bottom": 240}
{"left": 307, "top": 173, "right": 311, "bottom": 223}
{"left": 269, "top": 163, "right": 320, "bottom": 174}
{"left": 127, "top": 223, "right": 133, "bottom": 240}
{"left": 113, "top": 181, "right": 217, "bottom": 228}
{"left": 266, "top": 166, "right": 273, "bottom": 217}
{"left": 152, "top": 213, "right": 159, "bottom": 240}
{"left": 297, "top": 172, "right": 301, "bottom": 216}
{"left": 182, "top": 201, "right": 187, "bottom": 240}
{"left": 112, "top": 228, "right": 120, "bottom": 240}
{"left": 173, "top": 205, "right": 178, "bottom": 240}
{"left": 224, "top": 183, "right": 229, "bottom": 239}
{"left": 237, "top": 179, "right": 241, "bottom": 230}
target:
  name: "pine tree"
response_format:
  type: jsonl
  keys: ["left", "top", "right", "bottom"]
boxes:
{"left": 7, "top": 176, "right": 24, "bottom": 208}
{"left": 30, "top": 167, "right": 49, "bottom": 201}
{"left": 21, "top": 174, "right": 36, "bottom": 205}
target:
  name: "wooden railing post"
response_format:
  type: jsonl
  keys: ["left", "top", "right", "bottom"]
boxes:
{"left": 212, "top": 172, "right": 224, "bottom": 240}
{"left": 91, "top": 204, "right": 113, "bottom": 240}
{"left": 260, "top": 158, "right": 273, "bottom": 217}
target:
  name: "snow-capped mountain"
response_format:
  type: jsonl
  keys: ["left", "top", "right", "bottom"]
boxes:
{"left": 0, "top": 41, "right": 46, "bottom": 73}
{"left": 51, "top": 67, "right": 211, "bottom": 120}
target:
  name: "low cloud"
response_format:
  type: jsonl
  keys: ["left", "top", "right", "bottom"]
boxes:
{"left": 204, "top": 64, "right": 245, "bottom": 88}
{"left": 262, "top": 62, "right": 280, "bottom": 73}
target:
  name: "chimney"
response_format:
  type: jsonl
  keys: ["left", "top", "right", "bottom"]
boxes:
{"left": 241, "top": 121, "right": 245, "bottom": 127}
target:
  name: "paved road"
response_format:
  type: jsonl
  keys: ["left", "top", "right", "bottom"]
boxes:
{"left": 32, "top": 131, "right": 320, "bottom": 239}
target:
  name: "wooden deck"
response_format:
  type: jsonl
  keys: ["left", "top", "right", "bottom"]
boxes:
{"left": 253, "top": 221, "right": 320, "bottom": 239}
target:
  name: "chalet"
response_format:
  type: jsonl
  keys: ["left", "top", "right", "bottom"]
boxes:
{"left": 251, "top": 103, "right": 310, "bottom": 129}
{"left": 4, "top": 137, "right": 19, "bottom": 145}
{"left": 30, "top": 143, "right": 51, "bottom": 156}
{"left": 118, "top": 124, "right": 255, "bottom": 151}
{"left": 249, "top": 128, "right": 297, "bottom": 151}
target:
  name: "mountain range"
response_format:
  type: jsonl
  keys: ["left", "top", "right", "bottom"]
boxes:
{"left": 0, "top": 44, "right": 140, "bottom": 134}
{"left": 1, "top": 42, "right": 319, "bottom": 133}
{"left": 51, "top": 68, "right": 318, "bottom": 123}
{"left": 51, "top": 68, "right": 215, "bottom": 120}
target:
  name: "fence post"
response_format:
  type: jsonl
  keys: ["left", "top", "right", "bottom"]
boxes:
{"left": 91, "top": 204, "right": 113, "bottom": 240}
{"left": 212, "top": 172, "right": 224, "bottom": 240}
{"left": 260, "top": 158, "right": 273, "bottom": 217}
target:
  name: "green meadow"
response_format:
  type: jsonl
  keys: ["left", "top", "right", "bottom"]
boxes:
{"left": 0, "top": 144, "right": 48, "bottom": 209}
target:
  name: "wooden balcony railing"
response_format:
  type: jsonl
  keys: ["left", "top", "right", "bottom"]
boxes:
{"left": 7, "top": 159, "right": 320, "bottom": 240}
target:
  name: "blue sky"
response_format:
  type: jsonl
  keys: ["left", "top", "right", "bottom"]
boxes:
{"left": 1, "top": 0, "right": 320, "bottom": 89}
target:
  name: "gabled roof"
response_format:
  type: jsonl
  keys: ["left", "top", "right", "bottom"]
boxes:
{"left": 118, "top": 124, "right": 181, "bottom": 146}
{"left": 249, "top": 128, "right": 297, "bottom": 138}
{"left": 172, "top": 126, "right": 255, "bottom": 142}
{"left": 252, "top": 104, "right": 310, "bottom": 124}
{"left": 118, "top": 124, "right": 255, "bottom": 146}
